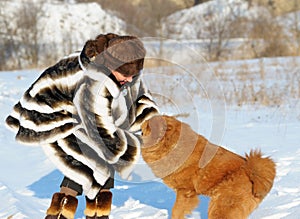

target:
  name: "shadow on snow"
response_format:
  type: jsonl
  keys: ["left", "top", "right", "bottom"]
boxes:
{"left": 29, "top": 170, "right": 209, "bottom": 219}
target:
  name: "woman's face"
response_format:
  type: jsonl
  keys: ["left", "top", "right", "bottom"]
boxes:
{"left": 111, "top": 70, "right": 134, "bottom": 85}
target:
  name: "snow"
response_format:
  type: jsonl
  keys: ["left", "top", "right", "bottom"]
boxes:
{"left": 1, "top": 55, "right": 300, "bottom": 218}
{"left": 0, "top": 0, "right": 300, "bottom": 219}
{"left": 37, "top": 2, "right": 126, "bottom": 46}
{"left": 0, "top": 0, "right": 126, "bottom": 65}
{"left": 161, "top": 0, "right": 250, "bottom": 39}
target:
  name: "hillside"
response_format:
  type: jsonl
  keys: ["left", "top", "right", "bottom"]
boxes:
{"left": 1, "top": 0, "right": 300, "bottom": 68}
{"left": 161, "top": 0, "right": 300, "bottom": 60}
{"left": 0, "top": 0, "right": 126, "bottom": 70}
{"left": 129, "top": 0, "right": 195, "bottom": 8}
{"left": 251, "top": 0, "right": 300, "bottom": 15}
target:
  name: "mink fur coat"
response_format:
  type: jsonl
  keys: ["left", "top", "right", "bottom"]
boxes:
{"left": 5, "top": 42, "right": 159, "bottom": 199}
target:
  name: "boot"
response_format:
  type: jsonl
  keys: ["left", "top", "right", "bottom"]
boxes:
{"left": 85, "top": 190, "right": 112, "bottom": 219}
{"left": 45, "top": 192, "right": 78, "bottom": 219}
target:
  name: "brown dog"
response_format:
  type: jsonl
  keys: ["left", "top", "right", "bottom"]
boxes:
{"left": 141, "top": 115, "right": 276, "bottom": 219}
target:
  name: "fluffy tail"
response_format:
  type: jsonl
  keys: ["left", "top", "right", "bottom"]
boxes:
{"left": 245, "top": 150, "right": 276, "bottom": 200}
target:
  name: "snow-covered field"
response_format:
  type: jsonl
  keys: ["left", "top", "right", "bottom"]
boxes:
{"left": 0, "top": 0, "right": 299, "bottom": 218}
{"left": 0, "top": 55, "right": 300, "bottom": 218}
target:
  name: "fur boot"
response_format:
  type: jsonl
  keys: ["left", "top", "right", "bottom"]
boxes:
{"left": 45, "top": 192, "right": 78, "bottom": 219}
{"left": 85, "top": 190, "right": 112, "bottom": 219}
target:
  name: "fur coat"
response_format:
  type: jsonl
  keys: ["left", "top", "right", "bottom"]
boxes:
{"left": 6, "top": 49, "right": 159, "bottom": 199}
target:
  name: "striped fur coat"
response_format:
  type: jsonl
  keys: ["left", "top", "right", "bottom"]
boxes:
{"left": 6, "top": 51, "right": 159, "bottom": 199}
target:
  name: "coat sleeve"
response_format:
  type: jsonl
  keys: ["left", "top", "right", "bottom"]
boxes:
{"left": 5, "top": 55, "right": 82, "bottom": 145}
{"left": 129, "top": 80, "right": 160, "bottom": 133}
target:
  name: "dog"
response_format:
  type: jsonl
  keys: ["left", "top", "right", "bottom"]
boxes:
{"left": 141, "top": 115, "right": 276, "bottom": 219}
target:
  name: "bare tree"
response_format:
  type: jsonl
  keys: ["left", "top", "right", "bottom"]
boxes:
{"left": 89, "top": 0, "right": 181, "bottom": 37}
{"left": 198, "top": 2, "right": 245, "bottom": 61}
{"left": 0, "top": 1, "right": 21, "bottom": 70}
{"left": 248, "top": 7, "right": 291, "bottom": 58}
{"left": 15, "top": 1, "right": 44, "bottom": 68}
{"left": 0, "top": 1, "right": 45, "bottom": 70}
{"left": 291, "top": 0, "right": 300, "bottom": 55}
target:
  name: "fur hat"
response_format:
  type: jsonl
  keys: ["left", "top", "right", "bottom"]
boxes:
{"left": 99, "top": 36, "right": 146, "bottom": 76}
{"left": 80, "top": 33, "right": 118, "bottom": 66}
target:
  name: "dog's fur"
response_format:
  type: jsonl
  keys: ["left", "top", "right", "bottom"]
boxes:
{"left": 141, "top": 115, "right": 276, "bottom": 219}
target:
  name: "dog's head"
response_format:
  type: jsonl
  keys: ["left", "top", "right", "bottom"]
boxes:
{"left": 141, "top": 115, "right": 180, "bottom": 149}
{"left": 141, "top": 115, "right": 198, "bottom": 160}
{"left": 141, "top": 115, "right": 199, "bottom": 178}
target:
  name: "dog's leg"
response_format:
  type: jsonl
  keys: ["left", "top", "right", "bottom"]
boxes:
{"left": 208, "top": 193, "right": 257, "bottom": 219}
{"left": 208, "top": 171, "right": 261, "bottom": 219}
{"left": 172, "top": 189, "right": 199, "bottom": 219}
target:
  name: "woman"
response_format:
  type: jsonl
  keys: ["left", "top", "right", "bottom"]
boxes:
{"left": 6, "top": 33, "right": 159, "bottom": 219}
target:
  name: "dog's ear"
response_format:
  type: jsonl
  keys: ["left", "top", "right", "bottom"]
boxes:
{"left": 142, "top": 116, "right": 167, "bottom": 147}
{"left": 149, "top": 116, "right": 167, "bottom": 138}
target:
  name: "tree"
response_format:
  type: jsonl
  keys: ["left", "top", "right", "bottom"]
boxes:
{"left": 291, "top": 0, "right": 300, "bottom": 55}
{"left": 86, "top": 0, "right": 181, "bottom": 37}
{"left": 248, "top": 6, "right": 291, "bottom": 58}
{"left": 15, "top": 1, "right": 44, "bottom": 67}
{"left": 0, "top": 1, "right": 44, "bottom": 70}
{"left": 0, "top": 1, "right": 20, "bottom": 70}
{"left": 198, "top": 2, "right": 246, "bottom": 61}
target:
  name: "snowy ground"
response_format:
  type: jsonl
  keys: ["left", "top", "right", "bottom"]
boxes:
{"left": 0, "top": 56, "right": 300, "bottom": 218}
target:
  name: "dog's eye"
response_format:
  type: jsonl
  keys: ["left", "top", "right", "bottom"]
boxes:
{"left": 166, "top": 124, "right": 173, "bottom": 131}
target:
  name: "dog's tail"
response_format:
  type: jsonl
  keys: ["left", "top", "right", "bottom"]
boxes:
{"left": 244, "top": 149, "right": 276, "bottom": 200}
